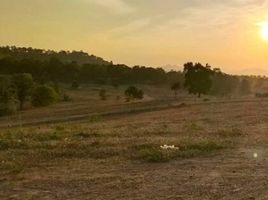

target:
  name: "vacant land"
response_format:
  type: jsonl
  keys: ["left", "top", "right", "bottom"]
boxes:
{"left": 0, "top": 84, "right": 257, "bottom": 128}
{"left": 0, "top": 99, "right": 268, "bottom": 200}
{"left": 0, "top": 84, "right": 177, "bottom": 127}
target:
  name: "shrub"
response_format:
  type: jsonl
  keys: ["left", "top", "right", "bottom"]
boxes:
{"left": 0, "top": 99, "right": 18, "bottom": 116}
{"left": 46, "top": 81, "right": 61, "bottom": 94}
{"left": 255, "top": 92, "right": 268, "bottom": 98}
{"left": 71, "top": 80, "right": 79, "bottom": 89}
{"left": 63, "top": 93, "right": 72, "bottom": 102}
{"left": 31, "top": 85, "right": 58, "bottom": 107}
{"left": 125, "top": 86, "right": 144, "bottom": 101}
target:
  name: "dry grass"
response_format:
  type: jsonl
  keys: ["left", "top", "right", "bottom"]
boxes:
{"left": 0, "top": 100, "right": 268, "bottom": 199}
{"left": 0, "top": 108, "right": 243, "bottom": 174}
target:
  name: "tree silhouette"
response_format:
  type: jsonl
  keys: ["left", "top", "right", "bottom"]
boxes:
{"left": 171, "top": 82, "right": 180, "bottom": 98}
{"left": 12, "top": 73, "right": 34, "bottom": 110}
{"left": 184, "top": 62, "right": 214, "bottom": 98}
{"left": 0, "top": 75, "right": 18, "bottom": 115}
{"left": 125, "top": 86, "right": 144, "bottom": 101}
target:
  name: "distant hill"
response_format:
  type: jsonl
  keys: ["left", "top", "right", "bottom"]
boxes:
{"left": 0, "top": 46, "right": 111, "bottom": 65}
{"left": 238, "top": 68, "right": 268, "bottom": 77}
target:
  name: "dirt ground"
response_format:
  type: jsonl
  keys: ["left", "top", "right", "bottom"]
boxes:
{"left": 0, "top": 100, "right": 268, "bottom": 200}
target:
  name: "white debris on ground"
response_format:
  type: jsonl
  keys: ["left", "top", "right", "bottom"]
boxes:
{"left": 160, "top": 144, "right": 179, "bottom": 150}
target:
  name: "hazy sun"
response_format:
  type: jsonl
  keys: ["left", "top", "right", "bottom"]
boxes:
{"left": 258, "top": 21, "right": 268, "bottom": 41}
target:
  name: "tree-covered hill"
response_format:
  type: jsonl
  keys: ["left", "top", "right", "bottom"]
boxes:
{"left": 0, "top": 46, "right": 110, "bottom": 65}
{"left": 0, "top": 46, "right": 185, "bottom": 85}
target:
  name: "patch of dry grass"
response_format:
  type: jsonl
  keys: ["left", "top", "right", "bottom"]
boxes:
{"left": 0, "top": 107, "right": 244, "bottom": 174}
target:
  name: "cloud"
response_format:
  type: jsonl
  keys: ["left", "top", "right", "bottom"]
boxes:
{"left": 107, "top": 18, "right": 151, "bottom": 37}
{"left": 86, "top": 0, "right": 134, "bottom": 14}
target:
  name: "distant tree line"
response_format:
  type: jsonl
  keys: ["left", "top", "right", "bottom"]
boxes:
{"left": 0, "top": 46, "right": 267, "bottom": 116}
{"left": 0, "top": 46, "right": 183, "bottom": 85}
{"left": 0, "top": 46, "right": 109, "bottom": 65}
{"left": 181, "top": 62, "right": 259, "bottom": 98}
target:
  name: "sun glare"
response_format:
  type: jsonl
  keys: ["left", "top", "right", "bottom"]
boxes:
{"left": 258, "top": 21, "right": 268, "bottom": 41}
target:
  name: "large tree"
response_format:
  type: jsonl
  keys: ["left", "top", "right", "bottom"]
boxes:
{"left": 183, "top": 62, "right": 214, "bottom": 97}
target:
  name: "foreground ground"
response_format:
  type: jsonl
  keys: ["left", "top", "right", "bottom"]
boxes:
{"left": 0, "top": 100, "right": 268, "bottom": 199}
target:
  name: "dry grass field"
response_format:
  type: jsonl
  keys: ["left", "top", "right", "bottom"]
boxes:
{"left": 0, "top": 96, "right": 268, "bottom": 199}
{"left": 0, "top": 84, "right": 256, "bottom": 128}
{"left": 0, "top": 84, "right": 178, "bottom": 127}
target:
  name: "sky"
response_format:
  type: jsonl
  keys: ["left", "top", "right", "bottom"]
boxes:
{"left": 1, "top": 0, "right": 268, "bottom": 75}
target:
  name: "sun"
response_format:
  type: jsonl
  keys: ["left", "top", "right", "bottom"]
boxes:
{"left": 258, "top": 21, "right": 268, "bottom": 41}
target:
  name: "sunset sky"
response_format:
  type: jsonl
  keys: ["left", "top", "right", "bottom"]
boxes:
{"left": 1, "top": 0, "right": 268, "bottom": 75}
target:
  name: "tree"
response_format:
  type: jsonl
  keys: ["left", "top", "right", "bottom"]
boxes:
{"left": 12, "top": 73, "right": 34, "bottom": 110}
{"left": 184, "top": 62, "right": 214, "bottom": 97}
{"left": 0, "top": 75, "right": 15, "bottom": 103}
{"left": 125, "top": 86, "right": 144, "bottom": 101}
{"left": 31, "top": 85, "right": 58, "bottom": 107}
{"left": 210, "top": 72, "right": 239, "bottom": 96}
{"left": 171, "top": 82, "right": 180, "bottom": 98}
{"left": 240, "top": 79, "right": 251, "bottom": 95}
{"left": 0, "top": 75, "right": 18, "bottom": 116}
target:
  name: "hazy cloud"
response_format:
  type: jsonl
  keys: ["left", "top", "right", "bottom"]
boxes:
{"left": 86, "top": 0, "right": 134, "bottom": 14}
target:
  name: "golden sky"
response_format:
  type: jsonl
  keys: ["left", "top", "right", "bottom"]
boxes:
{"left": 1, "top": 0, "right": 268, "bottom": 75}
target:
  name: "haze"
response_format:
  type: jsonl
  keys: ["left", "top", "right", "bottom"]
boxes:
{"left": 1, "top": 0, "right": 268, "bottom": 75}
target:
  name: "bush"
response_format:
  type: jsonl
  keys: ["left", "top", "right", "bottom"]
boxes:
{"left": 71, "top": 80, "right": 79, "bottom": 89}
{"left": 31, "top": 85, "right": 58, "bottom": 107}
{"left": 46, "top": 81, "right": 60, "bottom": 94}
{"left": 125, "top": 86, "right": 144, "bottom": 101}
{"left": 0, "top": 99, "right": 18, "bottom": 116}
{"left": 255, "top": 92, "right": 268, "bottom": 98}
{"left": 63, "top": 93, "right": 72, "bottom": 102}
